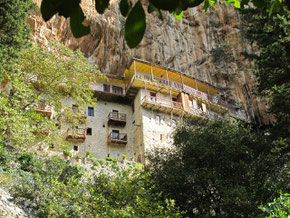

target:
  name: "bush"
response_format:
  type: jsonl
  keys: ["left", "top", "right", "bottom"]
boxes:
{"left": 86, "top": 151, "right": 91, "bottom": 155}
{"left": 106, "top": 157, "right": 113, "bottom": 161}
{"left": 259, "top": 192, "right": 290, "bottom": 217}
{"left": 63, "top": 150, "right": 72, "bottom": 157}
{"left": 18, "top": 152, "right": 43, "bottom": 172}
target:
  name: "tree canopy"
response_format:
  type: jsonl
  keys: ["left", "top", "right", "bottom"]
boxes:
{"left": 39, "top": 0, "right": 290, "bottom": 48}
{"left": 146, "top": 118, "right": 289, "bottom": 217}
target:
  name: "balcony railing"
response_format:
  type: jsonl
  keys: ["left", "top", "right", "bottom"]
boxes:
{"left": 108, "top": 132, "right": 127, "bottom": 145}
{"left": 35, "top": 104, "right": 52, "bottom": 118}
{"left": 66, "top": 128, "right": 86, "bottom": 142}
{"left": 108, "top": 112, "right": 127, "bottom": 126}
{"left": 134, "top": 72, "right": 228, "bottom": 109}
{"left": 142, "top": 95, "right": 183, "bottom": 110}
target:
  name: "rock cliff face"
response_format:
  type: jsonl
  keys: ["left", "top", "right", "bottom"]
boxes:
{"left": 28, "top": 0, "right": 272, "bottom": 125}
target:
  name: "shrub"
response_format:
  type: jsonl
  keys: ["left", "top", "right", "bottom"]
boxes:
{"left": 259, "top": 192, "right": 290, "bottom": 217}
{"left": 86, "top": 151, "right": 91, "bottom": 156}
{"left": 63, "top": 150, "right": 72, "bottom": 157}
{"left": 106, "top": 157, "right": 113, "bottom": 161}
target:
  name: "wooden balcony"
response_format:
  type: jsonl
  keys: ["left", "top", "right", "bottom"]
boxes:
{"left": 108, "top": 112, "right": 127, "bottom": 126}
{"left": 66, "top": 128, "right": 86, "bottom": 142}
{"left": 35, "top": 104, "right": 52, "bottom": 118}
{"left": 129, "top": 72, "right": 228, "bottom": 113}
{"left": 141, "top": 95, "right": 183, "bottom": 116}
{"left": 108, "top": 132, "right": 127, "bottom": 145}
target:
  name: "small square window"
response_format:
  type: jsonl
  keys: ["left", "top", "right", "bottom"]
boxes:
{"left": 88, "top": 107, "right": 94, "bottom": 117}
{"left": 103, "top": 84, "right": 110, "bottom": 92}
{"left": 72, "top": 104, "right": 78, "bottom": 113}
{"left": 73, "top": 146, "right": 78, "bottom": 151}
{"left": 112, "top": 86, "right": 123, "bottom": 95}
{"left": 87, "top": 128, "right": 92, "bottom": 135}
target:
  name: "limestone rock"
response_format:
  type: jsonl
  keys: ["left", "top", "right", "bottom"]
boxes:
{"left": 29, "top": 0, "right": 272, "bottom": 125}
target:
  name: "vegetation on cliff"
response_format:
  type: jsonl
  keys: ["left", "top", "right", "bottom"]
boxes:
{"left": 0, "top": 143, "right": 181, "bottom": 217}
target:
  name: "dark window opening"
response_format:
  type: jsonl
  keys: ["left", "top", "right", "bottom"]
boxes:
{"left": 73, "top": 146, "right": 78, "bottom": 151}
{"left": 87, "top": 128, "right": 92, "bottom": 135}
{"left": 156, "top": 115, "right": 160, "bottom": 123}
{"left": 112, "top": 130, "right": 119, "bottom": 139}
{"left": 88, "top": 107, "right": 94, "bottom": 117}
{"left": 103, "top": 84, "right": 110, "bottom": 92}
{"left": 72, "top": 104, "right": 78, "bottom": 113}
{"left": 112, "top": 86, "right": 123, "bottom": 95}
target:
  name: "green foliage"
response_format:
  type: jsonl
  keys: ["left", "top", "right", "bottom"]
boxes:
{"left": 39, "top": 0, "right": 288, "bottom": 48}
{"left": 0, "top": 41, "right": 101, "bottom": 150}
{"left": 146, "top": 117, "right": 289, "bottom": 217}
{"left": 86, "top": 151, "right": 91, "bottom": 155}
{"left": 259, "top": 192, "right": 290, "bottom": 217}
{"left": 18, "top": 152, "right": 43, "bottom": 172}
{"left": 63, "top": 150, "right": 72, "bottom": 157}
{"left": 241, "top": 6, "right": 290, "bottom": 142}
{"left": 0, "top": 142, "right": 10, "bottom": 170}
{"left": 0, "top": 0, "right": 34, "bottom": 79}
{"left": 0, "top": 147, "right": 182, "bottom": 217}
{"left": 106, "top": 157, "right": 113, "bottom": 161}
{"left": 125, "top": 1, "right": 146, "bottom": 48}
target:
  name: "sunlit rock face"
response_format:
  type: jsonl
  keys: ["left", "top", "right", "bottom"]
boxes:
{"left": 29, "top": 0, "right": 273, "bottom": 125}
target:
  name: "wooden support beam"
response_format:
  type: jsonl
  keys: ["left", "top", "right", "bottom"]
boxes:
{"left": 133, "top": 60, "right": 136, "bottom": 76}
{"left": 150, "top": 64, "right": 154, "bottom": 81}
{"left": 180, "top": 74, "right": 184, "bottom": 90}
{"left": 166, "top": 70, "right": 169, "bottom": 85}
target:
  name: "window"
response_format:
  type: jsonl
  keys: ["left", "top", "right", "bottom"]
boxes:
{"left": 172, "top": 97, "right": 177, "bottom": 102}
{"left": 88, "top": 107, "right": 94, "bottom": 117}
{"left": 112, "top": 130, "right": 119, "bottom": 139}
{"left": 112, "top": 86, "right": 123, "bottom": 95}
{"left": 73, "top": 146, "right": 79, "bottom": 151}
{"left": 150, "top": 92, "right": 156, "bottom": 102}
{"left": 156, "top": 115, "right": 160, "bottom": 123}
{"left": 172, "top": 119, "right": 177, "bottom": 127}
{"left": 192, "top": 99, "right": 198, "bottom": 109}
{"left": 87, "top": 128, "right": 92, "bottom": 135}
{"left": 72, "top": 104, "right": 78, "bottom": 113}
{"left": 103, "top": 84, "right": 110, "bottom": 92}
{"left": 202, "top": 103, "right": 207, "bottom": 112}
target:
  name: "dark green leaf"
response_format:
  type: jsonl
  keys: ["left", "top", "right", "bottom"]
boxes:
{"left": 149, "top": 0, "right": 178, "bottom": 11}
{"left": 269, "top": 0, "right": 281, "bottom": 15}
{"left": 252, "top": 0, "right": 264, "bottom": 8}
{"left": 119, "top": 0, "right": 132, "bottom": 17}
{"left": 125, "top": 1, "right": 146, "bottom": 48}
{"left": 41, "top": 0, "right": 63, "bottom": 21}
{"left": 58, "top": 0, "right": 80, "bottom": 18}
{"left": 95, "top": 0, "right": 110, "bottom": 14}
{"left": 188, "top": 0, "right": 204, "bottom": 7}
{"left": 70, "top": 5, "right": 90, "bottom": 38}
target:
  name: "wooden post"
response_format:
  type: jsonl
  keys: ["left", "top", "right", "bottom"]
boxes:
{"left": 106, "top": 124, "right": 110, "bottom": 157}
{"left": 134, "top": 60, "right": 136, "bottom": 76}
{"left": 169, "top": 89, "right": 172, "bottom": 107}
{"left": 145, "top": 81, "right": 147, "bottom": 97}
{"left": 150, "top": 64, "right": 154, "bottom": 81}
{"left": 194, "top": 79, "right": 198, "bottom": 90}
{"left": 166, "top": 70, "right": 169, "bottom": 85}
{"left": 180, "top": 74, "right": 184, "bottom": 90}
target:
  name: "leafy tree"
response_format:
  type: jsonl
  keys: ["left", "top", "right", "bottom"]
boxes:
{"left": 146, "top": 118, "right": 289, "bottom": 217}
{"left": 39, "top": 0, "right": 290, "bottom": 48}
{"left": 241, "top": 6, "right": 290, "bottom": 143}
{"left": 0, "top": 0, "right": 34, "bottom": 80}
{"left": 0, "top": 42, "right": 101, "bottom": 150}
